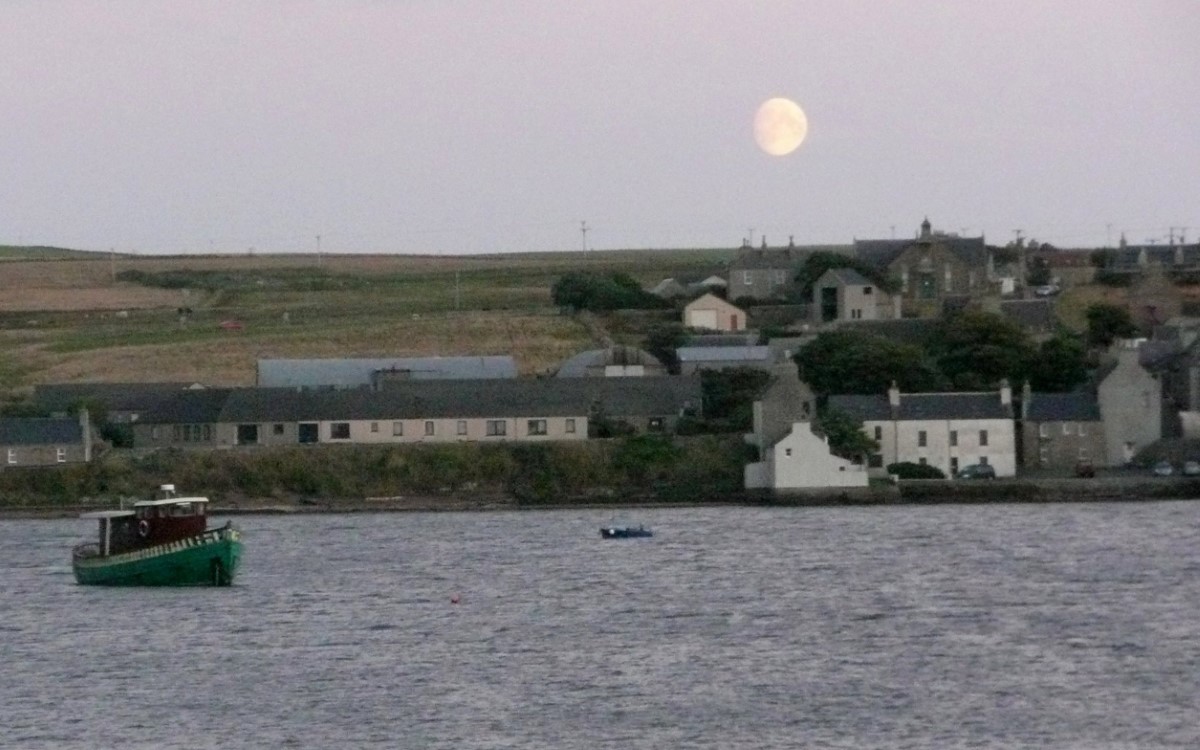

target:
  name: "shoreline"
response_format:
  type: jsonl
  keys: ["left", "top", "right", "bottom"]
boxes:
{"left": 4, "top": 476, "right": 1199, "bottom": 519}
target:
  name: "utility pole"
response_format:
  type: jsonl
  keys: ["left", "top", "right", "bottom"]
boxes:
{"left": 454, "top": 269, "right": 461, "bottom": 310}
{"left": 580, "top": 221, "right": 589, "bottom": 252}
{"left": 316, "top": 234, "right": 322, "bottom": 266}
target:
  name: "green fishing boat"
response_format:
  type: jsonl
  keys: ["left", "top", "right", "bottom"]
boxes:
{"left": 72, "top": 484, "right": 242, "bottom": 586}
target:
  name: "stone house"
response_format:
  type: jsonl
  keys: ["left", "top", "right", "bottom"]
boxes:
{"left": 1096, "top": 341, "right": 1163, "bottom": 465}
{"left": 829, "top": 381, "right": 1017, "bottom": 478}
{"left": 0, "top": 412, "right": 93, "bottom": 468}
{"left": 726, "top": 240, "right": 853, "bottom": 301}
{"left": 810, "top": 268, "right": 900, "bottom": 324}
{"left": 854, "top": 218, "right": 993, "bottom": 315}
{"left": 683, "top": 293, "right": 747, "bottom": 332}
{"left": 1019, "top": 386, "right": 1106, "bottom": 471}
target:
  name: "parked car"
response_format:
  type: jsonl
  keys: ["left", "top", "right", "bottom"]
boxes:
{"left": 1152, "top": 460, "right": 1174, "bottom": 477}
{"left": 1183, "top": 460, "right": 1200, "bottom": 477}
{"left": 957, "top": 463, "right": 996, "bottom": 480}
{"left": 1074, "top": 460, "right": 1095, "bottom": 478}
{"left": 1034, "top": 284, "right": 1061, "bottom": 297}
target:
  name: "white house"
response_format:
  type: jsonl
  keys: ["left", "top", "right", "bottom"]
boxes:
{"left": 829, "top": 381, "right": 1018, "bottom": 478}
{"left": 683, "top": 293, "right": 747, "bottom": 332}
{"left": 745, "top": 421, "right": 869, "bottom": 489}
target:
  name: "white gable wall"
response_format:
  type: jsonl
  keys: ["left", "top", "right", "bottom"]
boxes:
{"left": 745, "top": 422, "right": 868, "bottom": 489}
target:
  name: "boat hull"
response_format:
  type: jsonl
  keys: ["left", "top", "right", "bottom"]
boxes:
{"left": 73, "top": 527, "right": 243, "bottom": 586}
{"left": 600, "top": 527, "right": 653, "bottom": 539}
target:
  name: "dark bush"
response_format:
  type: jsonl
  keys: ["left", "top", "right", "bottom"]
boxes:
{"left": 886, "top": 461, "right": 946, "bottom": 480}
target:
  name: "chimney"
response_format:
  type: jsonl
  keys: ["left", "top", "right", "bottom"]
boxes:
{"left": 761, "top": 236, "right": 767, "bottom": 249}
{"left": 887, "top": 381, "right": 901, "bottom": 408}
{"left": 1021, "top": 381, "right": 1031, "bottom": 419}
{"left": 999, "top": 378, "right": 1012, "bottom": 407}
{"left": 79, "top": 408, "right": 93, "bottom": 462}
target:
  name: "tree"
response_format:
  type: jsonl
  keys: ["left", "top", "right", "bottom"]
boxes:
{"left": 1085, "top": 303, "right": 1138, "bottom": 348}
{"left": 814, "top": 406, "right": 878, "bottom": 460}
{"left": 698, "top": 367, "right": 773, "bottom": 432}
{"left": 793, "top": 330, "right": 946, "bottom": 397}
{"left": 930, "top": 310, "right": 1035, "bottom": 390}
{"left": 643, "top": 324, "right": 688, "bottom": 375}
{"left": 792, "top": 251, "right": 898, "bottom": 302}
{"left": 1027, "top": 334, "right": 1088, "bottom": 392}
{"left": 550, "top": 272, "right": 665, "bottom": 312}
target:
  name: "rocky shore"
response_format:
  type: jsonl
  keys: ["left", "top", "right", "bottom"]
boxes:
{"left": 5, "top": 475, "right": 1198, "bottom": 520}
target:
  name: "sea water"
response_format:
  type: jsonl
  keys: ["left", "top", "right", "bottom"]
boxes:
{"left": 4, "top": 502, "right": 1199, "bottom": 749}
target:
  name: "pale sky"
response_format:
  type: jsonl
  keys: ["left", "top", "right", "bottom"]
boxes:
{"left": 2, "top": 1, "right": 1197, "bottom": 255}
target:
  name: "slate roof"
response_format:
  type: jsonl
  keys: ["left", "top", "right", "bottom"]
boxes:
{"left": 256, "top": 356, "right": 518, "bottom": 388}
{"left": 138, "top": 388, "right": 234, "bottom": 424}
{"left": 676, "top": 346, "right": 772, "bottom": 363}
{"left": 1108, "top": 244, "right": 1200, "bottom": 269}
{"left": 729, "top": 245, "right": 852, "bottom": 270}
{"left": 854, "top": 235, "right": 989, "bottom": 271}
{"left": 219, "top": 377, "right": 703, "bottom": 422}
{"left": 684, "top": 333, "right": 760, "bottom": 347}
{"left": 1025, "top": 392, "right": 1101, "bottom": 422}
{"left": 34, "top": 382, "right": 203, "bottom": 413}
{"left": 829, "top": 392, "right": 1011, "bottom": 421}
{"left": 0, "top": 418, "right": 83, "bottom": 445}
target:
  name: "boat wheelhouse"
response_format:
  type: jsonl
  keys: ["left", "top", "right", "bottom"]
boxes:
{"left": 72, "top": 484, "right": 242, "bottom": 586}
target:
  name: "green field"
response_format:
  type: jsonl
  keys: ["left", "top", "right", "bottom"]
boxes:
{"left": 0, "top": 247, "right": 732, "bottom": 391}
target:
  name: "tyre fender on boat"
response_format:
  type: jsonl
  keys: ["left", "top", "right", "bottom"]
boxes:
{"left": 138, "top": 519, "right": 150, "bottom": 538}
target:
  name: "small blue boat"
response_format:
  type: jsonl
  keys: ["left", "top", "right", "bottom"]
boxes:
{"left": 600, "top": 525, "right": 653, "bottom": 539}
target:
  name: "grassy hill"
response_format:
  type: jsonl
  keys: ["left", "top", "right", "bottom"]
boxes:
{"left": 0, "top": 247, "right": 732, "bottom": 392}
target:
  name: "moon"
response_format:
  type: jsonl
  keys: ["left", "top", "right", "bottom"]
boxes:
{"left": 754, "top": 97, "right": 808, "bottom": 156}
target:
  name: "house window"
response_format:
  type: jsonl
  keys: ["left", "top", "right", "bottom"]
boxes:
{"left": 527, "top": 419, "right": 547, "bottom": 436}
{"left": 918, "top": 430, "right": 927, "bottom": 447}
{"left": 648, "top": 417, "right": 664, "bottom": 432}
{"left": 950, "top": 457, "right": 959, "bottom": 474}
{"left": 1039, "top": 423, "right": 1048, "bottom": 438}
{"left": 565, "top": 418, "right": 576, "bottom": 434}
{"left": 979, "top": 456, "right": 989, "bottom": 465}
{"left": 330, "top": 422, "right": 350, "bottom": 440}
{"left": 6, "top": 448, "right": 15, "bottom": 464}
{"left": 1061, "top": 423, "right": 1072, "bottom": 435}
{"left": 774, "top": 270, "right": 786, "bottom": 284}
{"left": 742, "top": 271, "right": 751, "bottom": 284}
{"left": 56, "top": 447, "right": 66, "bottom": 463}
{"left": 873, "top": 425, "right": 882, "bottom": 441}
{"left": 425, "top": 421, "right": 435, "bottom": 436}
{"left": 152, "top": 426, "right": 160, "bottom": 440}
{"left": 486, "top": 420, "right": 506, "bottom": 436}
{"left": 237, "top": 424, "right": 259, "bottom": 445}
{"left": 370, "top": 422, "right": 379, "bottom": 433}
{"left": 1079, "top": 423, "right": 1087, "bottom": 437}
{"left": 863, "top": 286, "right": 873, "bottom": 295}
{"left": 273, "top": 423, "right": 285, "bottom": 436}
{"left": 457, "top": 420, "right": 468, "bottom": 436}
{"left": 203, "top": 425, "right": 213, "bottom": 442}
{"left": 979, "top": 430, "right": 989, "bottom": 447}
{"left": 918, "top": 457, "right": 928, "bottom": 465}
{"left": 868, "top": 454, "right": 883, "bottom": 468}
{"left": 784, "top": 448, "right": 792, "bottom": 457}
{"left": 949, "top": 430, "right": 958, "bottom": 447}
{"left": 392, "top": 421, "right": 404, "bottom": 436}
{"left": 1039, "top": 447, "right": 1048, "bottom": 465}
